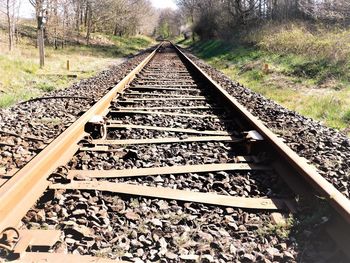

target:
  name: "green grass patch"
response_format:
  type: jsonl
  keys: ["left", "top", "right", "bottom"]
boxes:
{"left": 258, "top": 217, "right": 294, "bottom": 240}
{"left": 0, "top": 28, "right": 154, "bottom": 108}
{"left": 0, "top": 90, "right": 39, "bottom": 108}
{"left": 343, "top": 110, "right": 350, "bottom": 124}
{"left": 36, "top": 82, "right": 56, "bottom": 92}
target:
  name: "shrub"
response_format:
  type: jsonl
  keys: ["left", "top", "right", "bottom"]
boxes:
{"left": 244, "top": 21, "right": 350, "bottom": 65}
{"left": 37, "top": 82, "right": 55, "bottom": 92}
{"left": 343, "top": 110, "right": 350, "bottom": 124}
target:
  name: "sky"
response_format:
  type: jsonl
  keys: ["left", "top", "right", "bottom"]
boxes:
{"left": 19, "top": 1, "right": 34, "bottom": 18}
{"left": 151, "top": 0, "right": 177, "bottom": 10}
{"left": 19, "top": 0, "right": 177, "bottom": 19}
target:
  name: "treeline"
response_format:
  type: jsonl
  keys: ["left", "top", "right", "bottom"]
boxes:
{"left": 156, "top": 8, "right": 182, "bottom": 39}
{"left": 0, "top": 0, "right": 158, "bottom": 51}
{"left": 175, "top": 0, "right": 350, "bottom": 40}
{"left": 30, "top": 0, "right": 157, "bottom": 44}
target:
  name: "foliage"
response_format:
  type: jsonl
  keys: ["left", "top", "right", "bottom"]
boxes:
{"left": 343, "top": 110, "right": 350, "bottom": 124}
{"left": 177, "top": 0, "right": 350, "bottom": 41}
{"left": 158, "top": 21, "right": 170, "bottom": 39}
{"left": 248, "top": 22, "right": 350, "bottom": 65}
{"left": 258, "top": 217, "right": 294, "bottom": 240}
{"left": 155, "top": 8, "right": 182, "bottom": 39}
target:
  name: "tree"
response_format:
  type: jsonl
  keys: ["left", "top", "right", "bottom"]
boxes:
{"left": 156, "top": 8, "right": 182, "bottom": 39}
{"left": 23, "top": 0, "right": 157, "bottom": 49}
{"left": 176, "top": 0, "right": 198, "bottom": 40}
{"left": 177, "top": 0, "right": 196, "bottom": 23}
{"left": 29, "top": 0, "right": 46, "bottom": 68}
{"left": 175, "top": 0, "right": 350, "bottom": 41}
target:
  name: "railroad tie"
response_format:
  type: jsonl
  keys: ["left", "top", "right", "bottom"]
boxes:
{"left": 51, "top": 181, "right": 290, "bottom": 211}
{"left": 67, "top": 163, "right": 271, "bottom": 179}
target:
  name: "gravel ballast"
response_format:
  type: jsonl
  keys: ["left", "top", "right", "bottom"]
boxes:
{"left": 0, "top": 44, "right": 348, "bottom": 263}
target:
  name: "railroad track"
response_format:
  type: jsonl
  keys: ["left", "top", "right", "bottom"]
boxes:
{"left": 0, "top": 42, "right": 349, "bottom": 262}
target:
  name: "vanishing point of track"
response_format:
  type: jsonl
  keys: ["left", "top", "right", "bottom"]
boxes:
{"left": 0, "top": 42, "right": 349, "bottom": 262}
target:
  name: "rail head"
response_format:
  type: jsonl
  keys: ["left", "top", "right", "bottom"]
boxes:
{"left": 171, "top": 42, "right": 350, "bottom": 224}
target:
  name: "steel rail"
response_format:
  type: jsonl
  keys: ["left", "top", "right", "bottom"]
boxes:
{"left": 0, "top": 43, "right": 163, "bottom": 234}
{"left": 1, "top": 42, "right": 349, "bottom": 259}
{"left": 171, "top": 43, "right": 350, "bottom": 223}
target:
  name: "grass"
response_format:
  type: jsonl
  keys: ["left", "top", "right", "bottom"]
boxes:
{"left": 0, "top": 28, "right": 154, "bottom": 108}
{"left": 178, "top": 26, "right": 350, "bottom": 135}
{"left": 258, "top": 216, "right": 294, "bottom": 240}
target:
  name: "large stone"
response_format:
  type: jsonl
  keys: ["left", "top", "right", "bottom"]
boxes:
{"left": 179, "top": 254, "right": 199, "bottom": 261}
{"left": 125, "top": 211, "right": 140, "bottom": 221}
{"left": 151, "top": 218, "right": 163, "bottom": 227}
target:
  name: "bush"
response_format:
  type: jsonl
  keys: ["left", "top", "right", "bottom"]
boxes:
{"left": 244, "top": 22, "right": 350, "bottom": 65}
{"left": 37, "top": 82, "right": 55, "bottom": 92}
{"left": 343, "top": 110, "right": 350, "bottom": 124}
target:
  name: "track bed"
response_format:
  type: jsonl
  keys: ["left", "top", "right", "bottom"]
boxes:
{"left": 0, "top": 44, "right": 349, "bottom": 263}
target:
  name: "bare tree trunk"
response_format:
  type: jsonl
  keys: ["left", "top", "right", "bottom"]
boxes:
{"left": 75, "top": 0, "right": 80, "bottom": 35}
{"left": 38, "top": 23, "right": 45, "bottom": 68}
{"left": 6, "top": 0, "right": 13, "bottom": 51}
{"left": 191, "top": 11, "right": 195, "bottom": 41}
{"left": 86, "top": 2, "right": 92, "bottom": 45}
{"left": 80, "top": 1, "right": 84, "bottom": 26}
{"left": 114, "top": 22, "right": 119, "bottom": 36}
{"left": 14, "top": 0, "right": 20, "bottom": 45}
{"left": 29, "top": 0, "right": 45, "bottom": 67}
{"left": 52, "top": 0, "right": 58, "bottom": 49}
{"left": 84, "top": 2, "right": 88, "bottom": 28}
